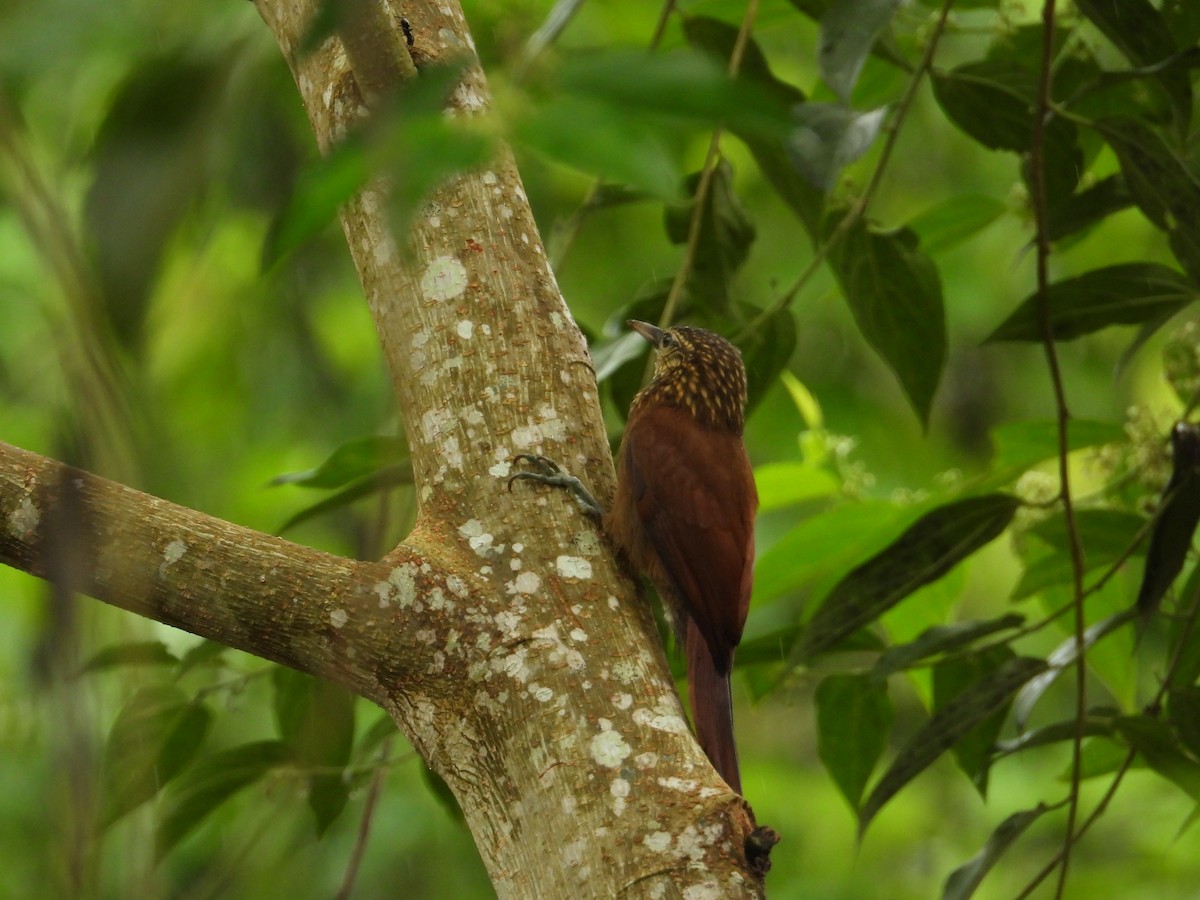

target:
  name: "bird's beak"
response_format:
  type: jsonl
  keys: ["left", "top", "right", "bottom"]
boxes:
{"left": 627, "top": 320, "right": 665, "bottom": 347}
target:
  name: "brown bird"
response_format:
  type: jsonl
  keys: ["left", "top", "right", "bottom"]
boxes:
{"left": 511, "top": 320, "right": 757, "bottom": 794}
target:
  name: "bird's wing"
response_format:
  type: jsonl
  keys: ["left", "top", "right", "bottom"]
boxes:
{"left": 623, "top": 404, "right": 756, "bottom": 671}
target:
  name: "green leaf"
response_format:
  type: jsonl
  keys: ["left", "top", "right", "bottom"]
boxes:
{"left": 177, "top": 639, "right": 228, "bottom": 675}
{"left": 276, "top": 463, "right": 414, "bottom": 535}
{"left": 818, "top": 0, "right": 903, "bottom": 101}
{"left": 1075, "top": 0, "right": 1192, "bottom": 135}
{"left": 989, "top": 419, "right": 1125, "bottom": 475}
{"left": 942, "top": 804, "right": 1053, "bottom": 900}
{"left": 826, "top": 220, "right": 945, "bottom": 426}
{"left": 871, "top": 614, "right": 1025, "bottom": 681}
{"left": 787, "top": 102, "right": 887, "bottom": 192}
{"left": 1012, "top": 611, "right": 1135, "bottom": 729}
{"left": 755, "top": 500, "right": 920, "bottom": 608}
{"left": 80, "top": 641, "right": 178, "bottom": 675}
{"left": 517, "top": 95, "right": 681, "bottom": 199}
{"left": 984, "top": 263, "right": 1196, "bottom": 343}
{"left": 1138, "top": 422, "right": 1200, "bottom": 619}
{"left": 157, "top": 741, "right": 290, "bottom": 859}
{"left": 556, "top": 49, "right": 793, "bottom": 144}
{"left": 273, "top": 669, "right": 357, "bottom": 834}
{"left": 271, "top": 436, "right": 410, "bottom": 489}
{"left": 992, "top": 715, "right": 1117, "bottom": 759}
{"left": 817, "top": 674, "right": 893, "bottom": 810}
{"left": 100, "top": 685, "right": 211, "bottom": 827}
{"left": 933, "top": 646, "right": 1016, "bottom": 797}
{"left": 753, "top": 462, "right": 841, "bottom": 512}
{"left": 908, "top": 195, "right": 1007, "bottom": 254}
{"left": 859, "top": 656, "right": 1048, "bottom": 835}
{"left": 795, "top": 495, "right": 1020, "bottom": 663}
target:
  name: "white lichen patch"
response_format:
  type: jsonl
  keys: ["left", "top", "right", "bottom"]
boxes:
{"left": 571, "top": 529, "right": 603, "bottom": 558}
{"left": 607, "top": 595, "right": 620, "bottom": 611}
{"left": 509, "top": 557, "right": 521, "bottom": 571}
{"left": 612, "top": 693, "right": 633, "bottom": 711}
{"left": 511, "top": 571, "right": 540, "bottom": 594}
{"left": 8, "top": 498, "right": 40, "bottom": 537}
{"left": 562, "top": 838, "right": 587, "bottom": 867}
{"left": 657, "top": 776, "right": 700, "bottom": 793}
{"left": 610, "top": 660, "right": 640, "bottom": 684}
{"left": 329, "top": 608, "right": 349, "bottom": 629}
{"left": 528, "top": 683, "right": 553, "bottom": 702}
{"left": 420, "top": 406, "right": 456, "bottom": 444}
{"left": 610, "top": 776, "right": 630, "bottom": 815}
{"left": 555, "top": 555, "right": 592, "bottom": 580}
{"left": 644, "top": 831, "right": 672, "bottom": 853}
{"left": 374, "top": 563, "right": 419, "bottom": 609}
{"left": 589, "top": 721, "right": 632, "bottom": 769}
{"left": 569, "top": 627, "right": 588, "bottom": 642}
{"left": 458, "top": 519, "right": 494, "bottom": 556}
{"left": 455, "top": 319, "right": 474, "bottom": 340}
{"left": 481, "top": 170, "right": 498, "bottom": 185}
{"left": 683, "top": 883, "right": 723, "bottom": 900}
{"left": 632, "top": 704, "right": 690, "bottom": 736}
{"left": 446, "top": 574, "right": 469, "bottom": 598}
{"left": 419, "top": 255, "right": 468, "bottom": 302}
{"left": 442, "top": 434, "right": 463, "bottom": 470}
{"left": 509, "top": 423, "right": 543, "bottom": 449}
{"left": 162, "top": 539, "right": 187, "bottom": 565}
{"left": 633, "top": 752, "right": 659, "bottom": 769}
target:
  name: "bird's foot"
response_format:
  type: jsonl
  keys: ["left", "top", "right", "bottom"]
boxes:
{"left": 507, "top": 454, "right": 603, "bottom": 522}
{"left": 744, "top": 825, "right": 780, "bottom": 878}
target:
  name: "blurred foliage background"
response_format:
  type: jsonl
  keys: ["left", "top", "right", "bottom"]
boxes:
{"left": 2, "top": 0, "right": 1199, "bottom": 897}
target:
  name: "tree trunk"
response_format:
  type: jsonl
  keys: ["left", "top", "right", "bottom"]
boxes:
{"left": 0, "top": 0, "right": 769, "bottom": 894}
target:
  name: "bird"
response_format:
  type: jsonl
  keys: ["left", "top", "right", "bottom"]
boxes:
{"left": 510, "top": 320, "right": 757, "bottom": 794}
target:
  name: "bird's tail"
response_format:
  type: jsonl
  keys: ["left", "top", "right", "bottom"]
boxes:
{"left": 685, "top": 618, "right": 741, "bottom": 795}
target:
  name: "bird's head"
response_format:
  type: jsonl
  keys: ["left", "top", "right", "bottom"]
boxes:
{"left": 627, "top": 320, "right": 747, "bottom": 432}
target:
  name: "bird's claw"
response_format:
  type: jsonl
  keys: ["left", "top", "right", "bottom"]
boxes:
{"left": 507, "top": 454, "right": 604, "bottom": 522}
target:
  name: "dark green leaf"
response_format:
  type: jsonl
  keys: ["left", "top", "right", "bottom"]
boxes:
{"left": 681, "top": 16, "right": 824, "bottom": 238}
{"left": 80, "top": 641, "right": 178, "bottom": 675}
{"left": 1045, "top": 176, "right": 1133, "bottom": 243}
{"left": 422, "top": 764, "right": 465, "bottom": 823}
{"left": 1168, "top": 564, "right": 1200, "bottom": 688}
{"left": 859, "top": 656, "right": 1048, "bottom": 835}
{"left": 273, "top": 669, "right": 357, "bottom": 834}
{"left": 664, "top": 161, "right": 756, "bottom": 313}
{"left": 871, "top": 614, "right": 1025, "bottom": 681}
{"left": 1012, "top": 508, "right": 1148, "bottom": 600}
{"left": 933, "top": 646, "right": 1016, "bottom": 797}
{"left": 908, "top": 194, "right": 1007, "bottom": 254}
{"left": 787, "top": 102, "right": 887, "bottom": 191}
{"left": 86, "top": 56, "right": 225, "bottom": 352}
{"left": 942, "top": 804, "right": 1053, "bottom": 900}
{"left": 732, "top": 306, "right": 796, "bottom": 414}
{"left": 1139, "top": 422, "right": 1200, "bottom": 618}
{"left": 271, "top": 436, "right": 410, "bottom": 489}
{"left": 985, "top": 263, "right": 1196, "bottom": 343}
{"left": 826, "top": 220, "right": 945, "bottom": 425}
{"left": 932, "top": 60, "right": 1081, "bottom": 206}
{"left": 1117, "top": 715, "right": 1200, "bottom": 803}
{"left": 795, "top": 495, "right": 1019, "bottom": 662}
{"left": 1075, "top": 0, "right": 1192, "bottom": 135}
{"left": 177, "top": 639, "right": 228, "bottom": 675}
{"left": 157, "top": 741, "right": 290, "bottom": 859}
{"left": 1169, "top": 686, "right": 1200, "bottom": 760}
{"left": 993, "top": 715, "right": 1117, "bottom": 759}
{"left": 1092, "top": 119, "right": 1200, "bottom": 282}
{"left": 816, "top": 674, "right": 893, "bottom": 810}
{"left": 1013, "top": 611, "right": 1136, "bottom": 729}
{"left": 818, "top": 0, "right": 903, "bottom": 101}
{"left": 100, "top": 685, "right": 211, "bottom": 827}
{"left": 276, "top": 463, "right": 414, "bottom": 534}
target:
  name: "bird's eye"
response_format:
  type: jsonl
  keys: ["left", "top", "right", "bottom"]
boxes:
{"left": 660, "top": 333, "right": 676, "bottom": 348}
